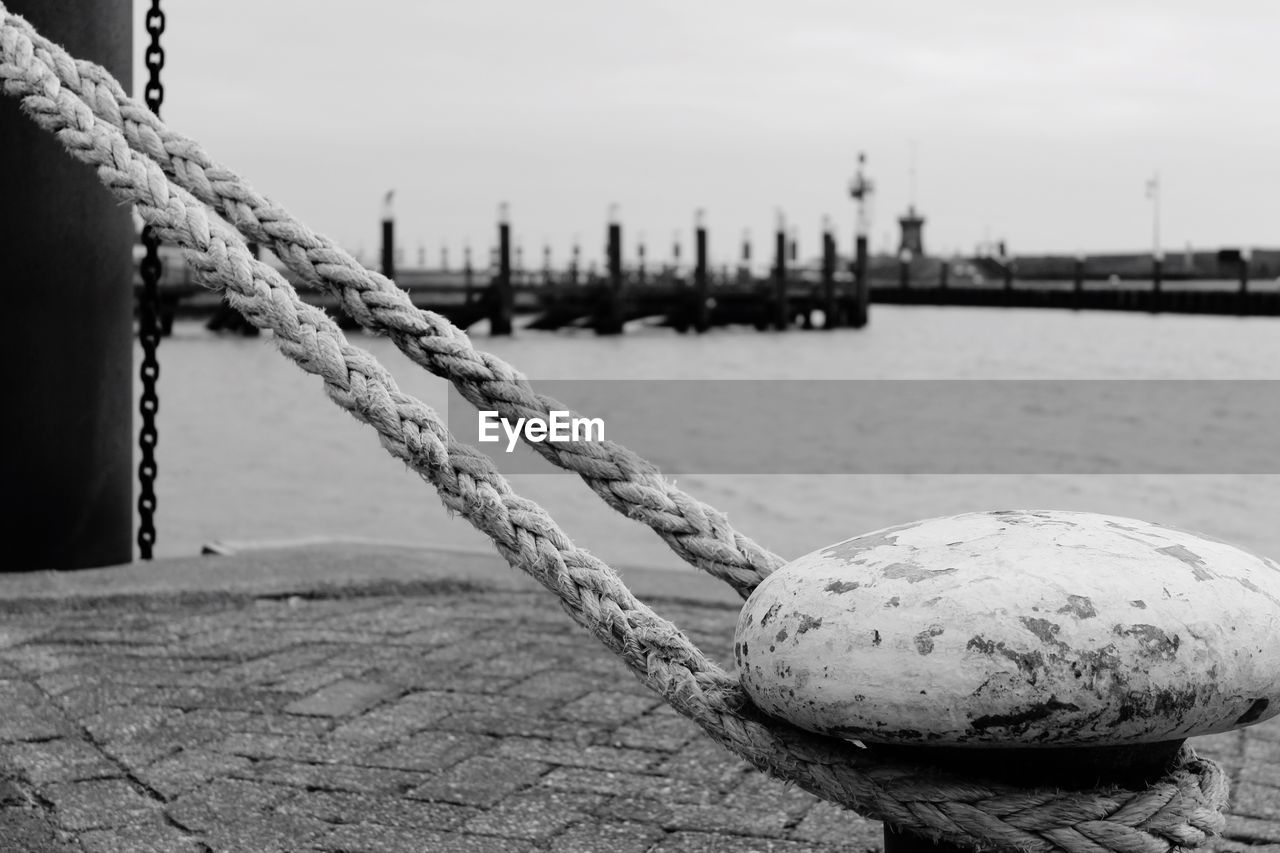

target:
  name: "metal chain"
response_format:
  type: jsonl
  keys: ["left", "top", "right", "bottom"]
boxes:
{"left": 137, "top": 0, "right": 165, "bottom": 559}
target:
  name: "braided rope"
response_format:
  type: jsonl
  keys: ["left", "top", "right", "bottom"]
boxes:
{"left": 3, "top": 12, "right": 780, "bottom": 599}
{"left": 0, "top": 12, "right": 1229, "bottom": 852}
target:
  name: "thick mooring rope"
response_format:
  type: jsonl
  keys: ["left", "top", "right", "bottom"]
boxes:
{"left": 0, "top": 11, "right": 1229, "bottom": 852}
{"left": 2, "top": 12, "right": 781, "bottom": 599}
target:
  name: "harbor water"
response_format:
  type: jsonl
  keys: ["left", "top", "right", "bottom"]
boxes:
{"left": 140, "top": 305, "right": 1280, "bottom": 571}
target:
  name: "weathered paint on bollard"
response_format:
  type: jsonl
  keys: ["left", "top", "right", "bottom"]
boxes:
{"left": 737, "top": 509, "right": 1280, "bottom": 746}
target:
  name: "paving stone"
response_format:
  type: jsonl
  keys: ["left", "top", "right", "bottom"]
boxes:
{"left": 548, "top": 819, "right": 665, "bottom": 853}
{"left": 610, "top": 709, "right": 699, "bottom": 752}
{"left": 278, "top": 790, "right": 478, "bottom": 830}
{"left": 556, "top": 690, "right": 663, "bottom": 727}
{"left": 0, "top": 738, "right": 119, "bottom": 784}
{"left": 43, "top": 778, "right": 160, "bottom": 831}
{"left": 724, "top": 771, "right": 823, "bottom": 822}
{"left": 207, "top": 644, "right": 340, "bottom": 687}
{"left": 310, "top": 822, "right": 453, "bottom": 853}
{"left": 0, "top": 681, "right": 70, "bottom": 742}
{"left": 302, "top": 763, "right": 426, "bottom": 796}
{"left": 407, "top": 755, "right": 551, "bottom": 807}
{"left": 78, "top": 822, "right": 207, "bottom": 853}
{"left": 199, "top": 812, "right": 330, "bottom": 853}
{"left": 48, "top": 682, "right": 155, "bottom": 718}
{"left": 791, "top": 799, "right": 884, "bottom": 849}
{"left": 650, "top": 832, "right": 833, "bottom": 852}
{"left": 503, "top": 669, "right": 602, "bottom": 702}
{"left": 652, "top": 738, "right": 747, "bottom": 791}
{"left": 80, "top": 704, "right": 181, "bottom": 744}
{"left": 1212, "top": 841, "right": 1280, "bottom": 853}
{"left": 490, "top": 736, "right": 658, "bottom": 772}
{"left": 284, "top": 678, "right": 401, "bottom": 717}
{"left": 360, "top": 730, "right": 494, "bottom": 772}
{"left": 460, "top": 789, "right": 604, "bottom": 840}
{"left": 165, "top": 778, "right": 293, "bottom": 832}
{"left": 599, "top": 797, "right": 792, "bottom": 838}
{"left": 541, "top": 766, "right": 713, "bottom": 804}
{"left": 1226, "top": 814, "right": 1280, "bottom": 844}
{"left": 135, "top": 748, "right": 255, "bottom": 800}
{"left": 228, "top": 757, "right": 324, "bottom": 788}
{"left": 136, "top": 684, "right": 301, "bottom": 713}
{"left": 216, "top": 730, "right": 370, "bottom": 764}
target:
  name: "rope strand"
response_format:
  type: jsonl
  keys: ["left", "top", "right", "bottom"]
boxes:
{"left": 0, "top": 10, "right": 1230, "bottom": 852}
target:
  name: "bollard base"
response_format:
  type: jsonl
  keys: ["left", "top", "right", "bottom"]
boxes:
{"left": 876, "top": 739, "right": 1184, "bottom": 853}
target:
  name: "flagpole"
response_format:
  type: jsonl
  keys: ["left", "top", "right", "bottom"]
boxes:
{"left": 1150, "top": 172, "right": 1161, "bottom": 260}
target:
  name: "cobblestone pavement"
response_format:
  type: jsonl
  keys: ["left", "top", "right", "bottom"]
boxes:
{"left": 0, "top": 553, "right": 1278, "bottom": 852}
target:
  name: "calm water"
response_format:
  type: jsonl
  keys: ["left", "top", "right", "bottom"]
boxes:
{"left": 139, "top": 306, "right": 1280, "bottom": 571}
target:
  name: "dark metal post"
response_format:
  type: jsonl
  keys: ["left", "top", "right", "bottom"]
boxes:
{"left": 851, "top": 233, "right": 869, "bottom": 328}
{"left": 740, "top": 229, "right": 752, "bottom": 284}
{"left": 1, "top": 0, "right": 134, "bottom": 570}
{"left": 1151, "top": 251, "right": 1163, "bottom": 312}
{"left": 492, "top": 204, "right": 513, "bottom": 335}
{"left": 693, "top": 210, "right": 710, "bottom": 332}
{"left": 380, "top": 195, "right": 395, "bottom": 282}
{"left": 821, "top": 217, "right": 838, "bottom": 329}
{"left": 1074, "top": 254, "right": 1085, "bottom": 308}
{"left": 898, "top": 250, "right": 912, "bottom": 291}
{"left": 773, "top": 212, "right": 789, "bottom": 330}
{"left": 596, "top": 210, "right": 624, "bottom": 335}
{"left": 938, "top": 259, "right": 949, "bottom": 290}
{"left": 464, "top": 245, "right": 474, "bottom": 305}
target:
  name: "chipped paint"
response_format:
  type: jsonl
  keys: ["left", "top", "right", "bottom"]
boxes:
{"left": 882, "top": 563, "right": 958, "bottom": 583}
{"left": 735, "top": 509, "right": 1280, "bottom": 747}
{"left": 1156, "top": 544, "right": 1215, "bottom": 581}
{"left": 1057, "top": 595, "right": 1097, "bottom": 619}
{"left": 914, "top": 625, "right": 945, "bottom": 655}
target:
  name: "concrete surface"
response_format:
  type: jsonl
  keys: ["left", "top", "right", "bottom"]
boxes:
{"left": 0, "top": 543, "right": 1277, "bottom": 852}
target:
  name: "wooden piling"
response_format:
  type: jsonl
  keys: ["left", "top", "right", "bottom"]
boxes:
{"left": 380, "top": 213, "right": 395, "bottom": 282}
{"left": 464, "top": 245, "right": 474, "bottom": 305}
{"left": 1238, "top": 250, "right": 1251, "bottom": 314}
{"left": 1152, "top": 253, "right": 1163, "bottom": 312}
{"left": 1073, "top": 256, "right": 1084, "bottom": 308}
{"left": 595, "top": 218, "right": 625, "bottom": 335}
{"left": 851, "top": 234, "right": 869, "bottom": 328}
{"left": 821, "top": 222, "right": 838, "bottom": 329}
{"left": 693, "top": 213, "right": 710, "bottom": 333}
{"left": 491, "top": 206, "right": 513, "bottom": 335}
{"left": 772, "top": 220, "right": 789, "bottom": 330}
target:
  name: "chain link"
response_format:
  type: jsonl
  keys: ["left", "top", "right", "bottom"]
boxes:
{"left": 137, "top": 0, "right": 165, "bottom": 559}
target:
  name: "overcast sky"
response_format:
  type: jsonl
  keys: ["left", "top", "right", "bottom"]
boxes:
{"left": 133, "top": 2, "right": 1278, "bottom": 266}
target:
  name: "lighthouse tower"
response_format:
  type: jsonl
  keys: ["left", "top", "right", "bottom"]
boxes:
{"left": 898, "top": 206, "right": 925, "bottom": 257}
